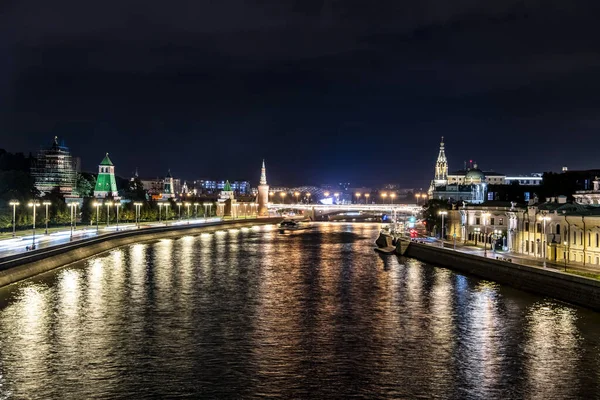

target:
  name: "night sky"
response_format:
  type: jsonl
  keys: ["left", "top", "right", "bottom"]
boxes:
{"left": 1, "top": 1, "right": 599, "bottom": 187}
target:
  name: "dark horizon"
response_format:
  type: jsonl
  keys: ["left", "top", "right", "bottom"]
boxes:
{"left": 2, "top": 1, "right": 600, "bottom": 187}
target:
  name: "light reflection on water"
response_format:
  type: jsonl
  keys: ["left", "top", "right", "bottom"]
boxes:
{"left": 0, "top": 223, "right": 600, "bottom": 398}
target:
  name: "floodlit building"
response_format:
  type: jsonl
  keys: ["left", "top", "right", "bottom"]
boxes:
{"left": 93, "top": 153, "right": 119, "bottom": 198}
{"left": 31, "top": 136, "right": 78, "bottom": 196}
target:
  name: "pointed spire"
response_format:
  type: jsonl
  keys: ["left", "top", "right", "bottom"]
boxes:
{"left": 224, "top": 180, "right": 232, "bottom": 191}
{"left": 434, "top": 136, "right": 448, "bottom": 183}
{"left": 259, "top": 159, "right": 267, "bottom": 185}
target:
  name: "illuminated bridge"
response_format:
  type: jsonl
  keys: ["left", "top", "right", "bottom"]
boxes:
{"left": 267, "top": 203, "right": 421, "bottom": 219}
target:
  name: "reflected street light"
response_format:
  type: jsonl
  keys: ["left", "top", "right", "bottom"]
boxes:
{"left": 9, "top": 200, "right": 19, "bottom": 238}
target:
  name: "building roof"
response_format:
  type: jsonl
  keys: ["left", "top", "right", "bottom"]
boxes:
{"left": 100, "top": 153, "right": 113, "bottom": 166}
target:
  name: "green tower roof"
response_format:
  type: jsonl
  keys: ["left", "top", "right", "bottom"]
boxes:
{"left": 224, "top": 180, "right": 232, "bottom": 191}
{"left": 100, "top": 153, "right": 113, "bottom": 166}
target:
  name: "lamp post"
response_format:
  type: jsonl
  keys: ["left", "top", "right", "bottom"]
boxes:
{"left": 474, "top": 227, "right": 481, "bottom": 246}
{"left": 439, "top": 211, "right": 448, "bottom": 248}
{"left": 305, "top": 193, "right": 311, "bottom": 204}
{"left": 42, "top": 201, "right": 51, "bottom": 235}
{"left": 492, "top": 229, "right": 502, "bottom": 254}
{"left": 233, "top": 203, "right": 239, "bottom": 220}
{"left": 415, "top": 193, "right": 421, "bottom": 206}
{"left": 324, "top": 191, "right": 330, "bottom": 199}
{"left": 294, "top": 191, "right": 300, "bottom": 204}
{"left": 68, "top": 202, "right": 77, "bottom": 240}
{"left": 28, "top": 201, "right": 40, "bottom": 250}
{"left": 177, "top": 202, "right": 183, "bottom": 221}
{"left": 203, "top": 202, "right": 211, "bottom": 220}
{"left": 185, "top": 202, "right": 191, "bottom": 223}
{"left": 254, "top": 203, "right": 259, "bottom": 217}
{"left": 194, "top": 202, "right": 200, "bottom": 219}
{"left": 355, "top": 192, "right": 361, "bottom": 204}
{"left": 164, "top": 203, "right": 170, "bottom": 224}
{"left": 105, "top": 201, "right": 113, "bottom": 227}
{"left": 563, "top": 240, "right": 568, "bottom": 271}
{"left": 390, "top": 193, "right": 396, "bottom": 205}
{"left": 134, "top": 202, "right": 143, "bottom": 228}
{"left": 93, "top": 201, "right": 101, "bottom": 233}
{"left": 365, "top": 193, "right": 370, "bottom": 204}
{"left": 279, "top": 192, "right": 286, "bottom": 204}
{"left": 9, "top": 200, "right": 19, "bottom": 238}
{"left": 381, "top": 192, "right": 387, "bottom": 204}
{"left": 539, "top": 215, "right": 550, "bottom": 268}
{"left": 482, "top": 212, "right": 490, "bottom": 258}
{"left": 115, "top": 202, "right": 121, "bottom": 231}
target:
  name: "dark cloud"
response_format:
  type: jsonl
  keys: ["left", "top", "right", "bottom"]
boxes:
{"left": 1, "top": 0, "right": 599, "bottom": 186}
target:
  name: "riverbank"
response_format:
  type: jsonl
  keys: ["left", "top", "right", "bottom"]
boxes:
{"left": 0, "top": 218, "right": 280, "bottom": 288}
{"left": 402, "top": 239, "right": 600, "bottom": 311}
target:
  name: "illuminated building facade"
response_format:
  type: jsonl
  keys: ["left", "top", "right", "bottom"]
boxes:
{"left": 31, "top": 136, "right": 78, "bottom": 196}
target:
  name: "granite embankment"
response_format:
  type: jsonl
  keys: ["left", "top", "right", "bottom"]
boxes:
{"left": 402, "top": 240, "right": 600, "bottom": 311}
{"left": 0, "top": 218, "right": 280, "bottom": 288}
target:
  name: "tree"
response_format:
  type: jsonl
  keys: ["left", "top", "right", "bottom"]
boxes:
{"left": 76, "top": 173, "right": 96, "bottom": 197}
{"left": 422, "top": 199, "right": 449, "bottom": 235}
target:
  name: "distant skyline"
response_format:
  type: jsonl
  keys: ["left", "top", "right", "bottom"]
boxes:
{"left": 2, "top": 1, "right": 600, "bottom": 187}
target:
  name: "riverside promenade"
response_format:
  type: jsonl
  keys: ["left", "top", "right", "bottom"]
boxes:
{"left": 0, "top": 217, "right": 280, "bottom": 288}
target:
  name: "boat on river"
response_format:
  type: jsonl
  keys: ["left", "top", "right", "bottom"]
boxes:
{"left": 278, "top": 219, "right": 313, "bottom": 233}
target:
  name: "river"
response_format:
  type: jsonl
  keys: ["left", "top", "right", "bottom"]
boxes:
{"left": 0, "top": 222, "right": 599, "bottom": 399}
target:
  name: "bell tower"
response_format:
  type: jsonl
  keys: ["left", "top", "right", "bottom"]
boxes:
{"left": 434, "top": 136, "right": 448, "bottom": 186}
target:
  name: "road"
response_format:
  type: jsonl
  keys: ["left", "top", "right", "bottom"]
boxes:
{"left": 0, "top": 217, "right": 224, "bottom": 258}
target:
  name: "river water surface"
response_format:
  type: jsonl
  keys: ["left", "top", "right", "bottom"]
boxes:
{"left": 1, "top": 223, "right": 600, "bottom": 399}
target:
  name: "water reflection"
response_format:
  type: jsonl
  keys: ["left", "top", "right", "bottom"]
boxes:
{"left": 0, "top": 223, "right": 599, "bottom": 399}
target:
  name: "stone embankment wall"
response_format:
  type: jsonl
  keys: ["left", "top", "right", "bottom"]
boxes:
{"left": 404, "top": 241, "right": 600, "bottom": 311}
{"left": 0, "top": 219, "right": 280, "bottom": 288}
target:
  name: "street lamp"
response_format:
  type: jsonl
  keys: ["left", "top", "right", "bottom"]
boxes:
{"left": 539, "top": 215, "right": 551, "bottom": 268}
{"left": 324, "top": 191, "right": 330, "bottom": 198}
{"left": 68, "top": 202, "right": 77, "bottom": 240}
{"left": 365, "top": 193, "right": 370, "bottom": 204}
{"left": 164, "top": 203, "right": 170, "bottom": 223}
{"left": 9, "top": 200, "right": 19, "bottom": 238}
{"left": 294, "top": 191, "right": 300, "bottom": 204}
{"left": 381, "top": 192, "right": 388, "bottom": 204}
{"left": 334, "top": 192, "right": 340, "bottom": 204}
{"left": 415, "top": 193, "right": 421, "bottom": 205}
{"left": 233, "top": 203, "right": 240, "bottom": 219}
{"left": 438, "top": 211, "right": 448, "bottom": 248}
{"left": 194, "top": 202, "right": 200, "bottom": 219}
{"left": 390, "top": 193, "right": 396, "bottom": 204}
{"left": 185, "top": 202, "right": 191, "bottom": 223}
{"left": 93, "top": 201, "right": 102, "bottom": 233}
{"left": 474, "top": 227, "right": 481, "bottom": 246}
{"left": 492, "top": 229, "right": 502, "bottom": 254}
{"left": 203, "top": 202, "right": 212, "bottom": 220}
{"left": 177, "top": 202, "right": 183, "bottom": 220}
{"left": 482, "top": 212, "right": 490, "bottom": 257}
{"left": 27, "top": 201, "right": 40, "bottom": 250}
{"left": 42, "top": 201, "right": 51, "bottom": 234}
{"left": 280, "top": 192, "right": 286, "bottom": 204}
{"left": 134, "top": 202, "right": 143, "bottom": 228}
{"left": 305, "top": 193, "right": 311, "bottom": 204}
{"left": 355, "top": 192, "right": 361, "bottom": 204}
{"left": 115, "top": 202, "right": 121, "bottom": 231}
{"left": 105, "top": 201, "right": 113, "bottom": 227}
{"left": 563, "top": 240, "right": 568, "bottom": 271}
